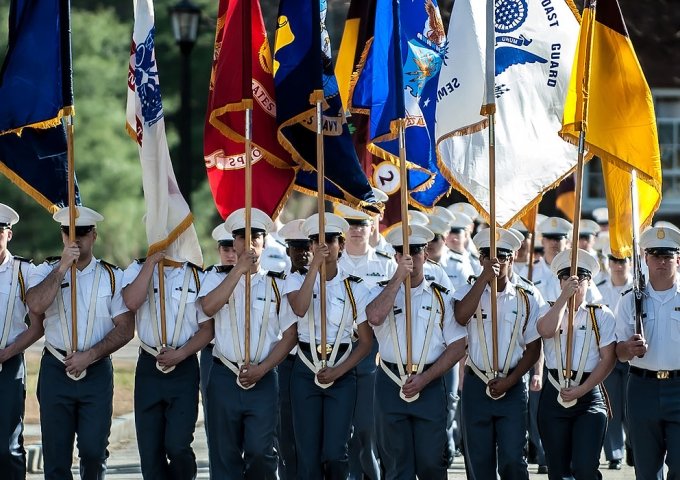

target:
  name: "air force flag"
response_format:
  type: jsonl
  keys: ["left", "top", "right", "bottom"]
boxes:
{"left": 436, "top": 0, "right": 580, "bottom": 227}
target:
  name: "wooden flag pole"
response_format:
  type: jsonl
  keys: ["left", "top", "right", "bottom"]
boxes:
{"left": 244, "top": 104, "right": 253, "bottom": 369}
{"left": 315, "top": 94, "right": 329, "bottom": 369}
{"left": 158, "top": 261, "right": 167, "bottom": 347}
{"left": 66, "top": 116, "right": 78, "bottom": 355}
{"left": 398, "top": 119, "right": 413, "bottom": 377}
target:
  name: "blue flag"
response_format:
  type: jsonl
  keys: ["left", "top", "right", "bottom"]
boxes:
{"left": 351, "top": 0, "right": 450, "bottom": 210}
{"left": 0, "top": 125, "right": 81, "bottom": 212}
{"left": 273, "top": 0, "right": 378, "bottom": 210}
{"left": 0, "top": 0, "right": 74, "bottom": 134}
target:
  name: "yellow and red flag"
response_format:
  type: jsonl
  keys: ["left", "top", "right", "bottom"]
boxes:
{"left": 560, "top": 0, "right": 661, "bottom": 258}
{"left": 204, "top": 0, "right": 296, "bottom": 220}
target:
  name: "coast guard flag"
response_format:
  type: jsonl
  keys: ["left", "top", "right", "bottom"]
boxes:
{"left": 0, "top": 125, "right": 81, "bottom": 211}
{"left": 350, "top": 0, "right": 450, "bottom": 210}
{"left": 274, "top": 0, "right": 378, "bottom": 211}
{"left": 205, "top": 0, "right": 297, "bottom": 220}
{"left": 560, "top": 0, "right": 661, "bottom": 258}
{"left": 127, "top": 0, "right": 203, "bottom": 266}
{"left": 0, "top": 0, "right": 74, "bottom": 134}
{"left": 436, "top": 0, "right": 580, "bottom": 226}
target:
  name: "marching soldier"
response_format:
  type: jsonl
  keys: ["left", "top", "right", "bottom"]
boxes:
{"left": 198, "top": 208, "right": 295, "bottom": 479}
{"left": 122, "top": 239, "right": 212, "bottom": 479}
{"left": 336, "top": 204, "right": 395, "bottom": 480}
{"left": 615, "top": 226, "right": 680, "bottom": 478}
{"left": 0, "top": 204, "right": 40, "bottom": 480}
{"left": 537, "top": 249, "right": 616, "bottom": 479}
{"left": 447, "top": 202, "right": 482, "bottom": 275}
{"left": 276, "top": 219, "right": 313, "bottom": 480}
{"left": 598, "top": 245, "right": 632, "bottom": 470}
{"left": 443, "top": 213, "right": 477, "bottom": 288}
{"left": 283, "top": 213, "right": 373, "bottom": 480}
{"left": 26, "top": 206, "right": 134, "bottom": 480}
{"left": 454, "top": 228, "right": 543, "bottom": 479}
{"left": 366, "top": 223, "right": 466, "bottom": 479}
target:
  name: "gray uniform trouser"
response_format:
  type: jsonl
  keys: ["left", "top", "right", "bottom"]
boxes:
{"left": 603, "top": 361, "right": 629, "bottom": 462}
{"left": 443, "top": 363, "right": 460, "bottom": 458}
{"left": 38, "top": 350, "right": 113, "bottom": 480}
{"left": 135, "top": 351, "right": 198, "bottom": 480}
{"left": 277, "top": 354, "right": 297, "bottom": 480}
{"left": 291, "top": 354, "right": 357, "bottom": 480}
{"left": 627, "top": 372, "right": 680, "bottom": 480}
{"left": 207, "top": 360, "right": 278, "bottom": 479}
{"left": 0, "top": 353, "right": 26, "bottom": 480}
{"left": 198, "top": 344, "right": 213, "bottom": 474}
{"left": 349, "top": 340, "right": 381, "bottom": 480}
{"left": 375, "top": 367, "right": 448, "bottom": 480}
{"left": 538, "top": 377, "right": 607, "bottom": 480}
{"left": 461, "top": 369, "right": 529, "bottom": 480}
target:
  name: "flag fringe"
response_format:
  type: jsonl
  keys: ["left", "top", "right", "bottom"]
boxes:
{"left": 0, "top": 162, "right": 60, "bottom": 213}
{"left": 347, "top": 36, "right": 374, "bottom": 116}
{"left": 0, "top": 106, "right": 75, "bottom": 137}
{"left": 147, "top": 213, "right": 196, "bottom": 262}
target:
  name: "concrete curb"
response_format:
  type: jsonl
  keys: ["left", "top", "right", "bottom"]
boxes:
{"left": 24, "top": 412, "right": 136, "bottom": 473}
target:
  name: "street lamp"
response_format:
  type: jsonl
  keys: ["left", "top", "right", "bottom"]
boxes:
{"left": 169, "top": 0, "right": 201, "bottom": 208}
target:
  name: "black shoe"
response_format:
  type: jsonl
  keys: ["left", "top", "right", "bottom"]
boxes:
{"left": 537, "top": 465, "right": 548, "bottom": 474}
{"left": 626, "top": 446, "right": 635, "bottom": 467}
{"left": 608, "top": 460, "right": 622, "bottom": 470}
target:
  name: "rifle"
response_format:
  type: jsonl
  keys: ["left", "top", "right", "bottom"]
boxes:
{"left": 630, "top": 170, "right": 645, "bottom": 357}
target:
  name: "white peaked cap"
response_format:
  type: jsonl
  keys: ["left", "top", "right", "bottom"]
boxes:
{"left": 473, "top": 228, "right": 522, "bottom": 252}
{"left": 385, "top": 224, "right": 435, "bottom": 247}
{"left": 550, "top": 248, "right": 600, "bottom": 277}
{"left": 224, "top": 208, "right": 275, "bottom": 234}
{"left": 302, "top": 213, "right": 349, "bottom": 236}
{"left": 211, "top": 224, "right": 234, "bottom": 242}
{"left": 53, "top": 206, "right": 103, "bottom": 226}
{"left": 0, "top": 203, "right": 19, "bottom": 226}
{"left": 278, "top": 219, "right": 309, "bottom": 241}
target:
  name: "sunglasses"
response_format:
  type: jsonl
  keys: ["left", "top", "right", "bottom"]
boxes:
{"left": 608, "top": 257, "right": 628, "bottom": 265}
{"left": 61, "top": 226, "right": 94, "bottom": 237}
{"left": 395, "top": 246, "right": 426, "bottom": 255}
{"left": 558, "top": 274, "right": 591, "bottom": 282}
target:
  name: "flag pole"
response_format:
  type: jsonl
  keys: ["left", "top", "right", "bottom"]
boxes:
{"left": 398, "top": 119, "right": 413, "bottom": 377}
{"left": 563, "top": 0, "right": 595, "bottom": 403}
{"left": 315, "top": 94, "right": 328, "bottom": 370}
{"left": 483, "top": 0, "right": 500, "bottom": 380}
{"left": 527, "top": 208, "right": 539, "bottom": 281}
{"left": 66, "top": 116, "right": 78, "bottom": 356}
{"left": 242, "top": 0, "right": 253, "bottom": 372}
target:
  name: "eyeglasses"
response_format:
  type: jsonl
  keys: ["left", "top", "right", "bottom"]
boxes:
{"left": 61, "top": 226, "right": 94, "bottom": 237}
{"left": 559, "top": 274, "right": 591, "bottom": 282}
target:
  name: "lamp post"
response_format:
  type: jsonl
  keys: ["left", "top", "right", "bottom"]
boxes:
{"left": 169, "top": 0, "right": 201, "bottom": 208}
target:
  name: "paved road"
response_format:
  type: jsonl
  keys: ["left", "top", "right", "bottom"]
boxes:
{"left": 27, "top": 419, "right": 637, "bottom": 479}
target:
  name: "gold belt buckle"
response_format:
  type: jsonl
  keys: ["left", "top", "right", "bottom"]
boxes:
{"left": 317, "top": 343, "right": 333, "bottom": 355}
{"left": 410, "top": 364, "right": 419, "bottom": 374}
{"left": 657, "top": 370, "right": 670, "bottom": 380}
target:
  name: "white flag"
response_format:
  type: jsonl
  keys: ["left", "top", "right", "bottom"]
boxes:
{"left": 435, "top": 0, "right": 580, "bottom": 227}
{"left": 126, "top": 0, "right": 203, "bottom": 265}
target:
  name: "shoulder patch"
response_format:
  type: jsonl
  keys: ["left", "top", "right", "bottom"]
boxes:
{"left": 430, "top": 282, "right": 450, "bottom": 295}
{"left": 426, "top": 258, "right": 439, "bottom": 265}
{"left": 98, "top": 259, "right": 120, "bottom": 270}
{"left": 293, "top": 266, "right": 309, "bottom": 275}
{"left": 347, "top": 274, "right": 363, "bottom": 283}
{"left": 621, "top": 288, "right": 633, "bottom": 296}
{"left": 214, "top": 265, "right": 234, "bottom": 274}
{"left": 135, "top": 257, "right": 146, "bottom": 264}
{"left": 187, "top": 262, "right": 204, "bottom": 273}
{"left": 470, "top": 252, "right": 480, "bottom": 260}
{"left": 376, "top": 250, "right": 393, "bottom": 259}
{"left": 377, "top": 280, "right": 390, "bottom": 287}
{"left": 45, "top": 256, "right": 60, "bottom": 264}
{"left": 515, "top": 284, "right": 534, "bottom": 296}
{"left": 596, "top": 279, "right": 606, "bottom": 287}
{"left": 267, "top": 270, "right": 287, "bottom": 279}
{"left": 13, "top": 255, "right": 33, "bottom": 263}
{"left": 586, "top": 304, "right": 603, "bottom": 309}
{"left": 519, "top": 275, "right": 534, "bottom": 286}
{"left": 547, "top": 301, "right": 555, "bottom": 307}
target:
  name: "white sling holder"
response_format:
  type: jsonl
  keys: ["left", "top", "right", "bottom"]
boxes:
{"left": 141, "top": 267, "right": 192, "bottom": 373}
{"left": 47, "top": 263, "right": 103, "bottom": 381}
{"left": 0, "top": 259, "right": 21, "bottom": 373}
{"left": 548, "top": 315, "right": 593, "bottom": 409}
{"left": 379, "top": 291, "right": 438, "bottom": 403}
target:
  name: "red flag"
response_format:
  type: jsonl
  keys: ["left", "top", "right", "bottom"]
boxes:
{"left": 204, "top": 0, "right": 297, "bottom": 219}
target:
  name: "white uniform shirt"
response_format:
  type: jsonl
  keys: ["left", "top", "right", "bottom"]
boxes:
{"left": 598, "top": 277, "right": 632, "bottom": 313}
{"left": 198, "top": 268, "right": 285, "bottom": 363}
{"left": 443, "top": 249, "right": 476, "bottom": 289}
{"left": 615, "top": 282, "right": 680, "bottom": 371}
{"left": 424, "top": 259, "right": 454, "bottom": 292}
{"left": 0, "top": 252, "right": 34, "bottom": 346}
{"left": 454, "top": 282, "right": 542, "bottom": 371}
{"left": 122, "top": 261, "right": 204, "bottom": 348}
{"left": 532, "top": 257, "right": 603, "bottom": 304}
{"left": 28, "top": 257, "right": 128, "bottom": 351}
{"left": 282, "top": 271, "right": 370, "bottom": 345}
{"left": 543, "top": 302, "right": 616, "bottom": 372}
{"left": 338, "top": 248, "right": 396, "bottom": 288}
{"left": 370, "top": 280, "right": 466, "bottom": 365}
